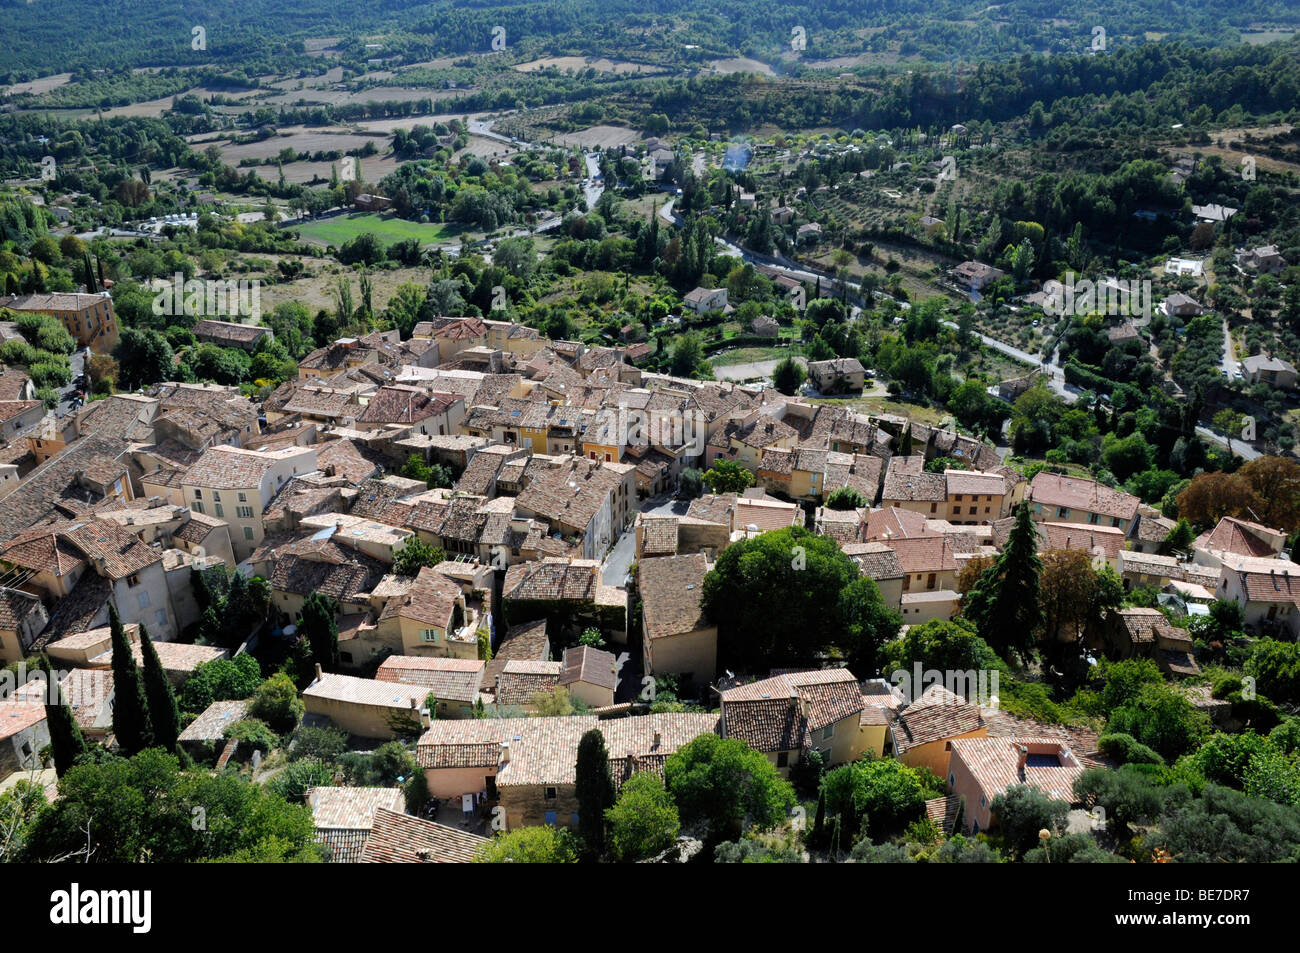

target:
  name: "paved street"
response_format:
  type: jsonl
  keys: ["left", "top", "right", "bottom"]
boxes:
{"left": 601, "top": 494, "right": 687, "bottom": 586}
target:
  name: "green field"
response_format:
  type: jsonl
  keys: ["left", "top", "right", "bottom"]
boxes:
{"left": 293, "top": 213, "right": 460, "bottom": 248}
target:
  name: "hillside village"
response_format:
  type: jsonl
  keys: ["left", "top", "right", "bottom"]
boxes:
{"left": 1, "top": 293, "right": 1299, "bottom": 864}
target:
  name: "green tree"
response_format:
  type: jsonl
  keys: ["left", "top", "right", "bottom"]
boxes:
{"left": 113, "top": 328, "right": 174, "bottom": 390}
{"left": 393, "top": 537, "right": 447, "bottom": 577}
{"left": 108, "top": 604, "right": 153, "bottom": 755}
{"left": 474, "top": 826, "right": 580, "bottom": 863}
{"left": 821, "top": 757, "right": 930, "bottom": 843}
{"left": 664, "top": 734, "right": 796, "bottom": 844}
{"left": 37, "top": 655, "right": 86, "bottom": 775}
{"left": 701, "top": 459, "right": 755, "bottom": 494}
{"left": 963, "top": 504, "right": 1043, "bottom": 664}
{"left": 249, "top": 673, "right": 305, "bottom": 735}
{"left": 990, "top": 784, "right": 1069, "bottom": 857}
{"left": 138, "top": 625, "right": 180, "bottom": 754}
{"left": 605, "top": 773, "right": 680, "bottom": 861}
{"left": 772, "top": 355, "right": 806, "bottom": 395}
{"left": 825, "top": 486, "right": 868, "bottom": 510}
{"left": 575, "top": 729, "right": 616, "bottom": 859}
{"left": 299, "top": 592, "right": 340, "bottom": 674}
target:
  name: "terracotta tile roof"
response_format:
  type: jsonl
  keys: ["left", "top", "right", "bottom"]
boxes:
{"left": 1193, "top": 516, "right": 1282, "bottom": 558}
{"left": 308, "top": 784, "right": 405, "bottom": 831}
{"left": 359, "top": 807, "right": 487, "bottom": 863}
{"left": 925, "top": 795, "right": 963, "bottom": 834}
{"left": 31, "top": 572, "right": 110, "bottom": 651}
{"left": 503, "top": 558, "right": 600, "bottom": 603}
{"left": 375, "top": 656, "right": 484, "bottom": 702}
{"left": 183, "top": 445, "right": 297, "bottom": 490}
{"left": 0, "top": 701, "right": 47, "bottom": 740}
{"left": 270, "top": 551, "right": 382, "bottom": 604}
{"left": 721, "top": 669, "right": 863, "bottom": 752}
{"left": 483, "top": 620, "right": 550, "bottom": 686}
{"left": 638, "top": 553, "right": 709, "bottom": 640}
{"left": 948, "top": 736, "right": 1087, "bottom": 805}
{"left": 882, "top": 469, "right": 946, "bottom": 503}
{"left": 0, "top": 587, "right": 43, "bottom": 631}
{"left": 304, "top": 673, "right": 427, "bottom": 711}
{"left": 416, "top": 713, "right": 719, "bottom": 786}
{"left": 178, "top": 700, "right": 252, "bottom": 742}
{"left": 357, "top": 386, "right": 454, "bottom": 426}
{"left": 843, "top": 541, "right": 905, "bottom": 580}
{"left": 495, "top": 661, "right": 562, "bottom": 705}
{"left": 560, "top": 645, "right": 617, "bottom": 691}
{"left": 890, "top": 685, "right": 984, "bottom": 754}
{"left": 0, "top": 433, "right": 129, "bottom": 543}
{"left": 884, "top": 535, "right": 961, "bottom": 574}
{"left": 1, "top": 516, "right": 161, "bottom": 580}
{"left": 382, "top": 566, "right": 462, "bottom": 629}
{"left": 1029, "top": 472, "right": 1140, "bottom": 521}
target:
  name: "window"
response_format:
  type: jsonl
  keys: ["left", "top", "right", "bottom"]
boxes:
{"left": 926, "top": 572, "right": 936, "bottom": 589}
{"left": 1088, "top": 512, "right": 1099, "bottom": 525}
{"left": 822, "top": 724, "right": 834, "bottom": 741}
{"left": 213, "top": 492, "right": 221, "bottom": 502}
{"left": 137, "top": 591, "right": 150, "bottom": 609}
{"left": 776, "top": 751, "right": 789, "bottom": 768}
{"left": 544, "top": 811, "right": 557, "bottom": 826}
{"left": 1057, "top": 507, "right": 1069, "bottom": 518}
{"left": 127, "top": 574, "right": 140, "bottom": 588}
{"left": 980, "top": 795, "right": 987, "bottom": 808}
{"left": 544, "top": 786, "right": 558, "bottom": 800}
{"left": 243, "top": 526, "right": 254, "bottom": 541}
{"left": 952, "top": 506, "right": 961, "bottom": 515}
{"left": 420, "top": 629, "right": 439, "bottom": 643}
{"left": 194, "top": 489, "right": 203, "bottom": 499}
{"left": 949, "top": 773, "right": 955, "bottom": 787}
{"left": 237, "top": 506, "right": 253, "bottom": 519}
{"left": 237, "top": 492, "right": 247, "bottom": 503}
{"left": 570, "top": 813, "right": 580, "bottom": 828}
{"left": 930, "top": 502, "right": 937, "bottom": 513}
{"left": 192, "top": 501, "right": 204, "bottom": 515}
{"left": 954, "top": 494, "right": 962, "bottom": 502}
{"left": 214, "top": 503, "right": 224, "bottom": 518}
{"left": 156, "top": 610, "right": 168, "bottom": 626}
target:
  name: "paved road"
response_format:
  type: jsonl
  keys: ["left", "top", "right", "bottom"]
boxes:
{"left": 55, "top": 348, "right": 86, "bottom": 418}
{"left": 1196, "top": 425, "right": 1263, "bottom": 461}
{"left": 601, "top": 494, "right": 688, "bottom": 586}
{"left": 1221, "top": 319, "right": 1237, "bottom": 379}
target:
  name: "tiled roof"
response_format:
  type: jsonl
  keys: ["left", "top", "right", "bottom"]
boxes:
{"left": 0, "top": 516, "right": 161, "bottom": 580}
{"left": 177, "top": 700, "right": 252, "bottom": 742}
{"left": 483, "top": 619, "right": 550, "bottom": 686}
{"left": 0, "top": 701, "right": 47, "bottom": 741}
{"left": 638, "top": 553, "right": 709, "bottom": 639}
{"left": 844, "top": 542, "right": 905, "bottom": 580}
{"left": 1029, "top": 472, "right": 1140, "bottom": 521}
{"left": 884, "top": 535, "right": 961, "bottom": 574}
{"left": 375, "top": 656, "right": 484, "bottom": 703}
{"left": 304, "top": 673, "right": 426, "bottom": 711}
{"left": 882, "top": 469, "right": 946, "bottom": 503}
{"left": 890, "top": 684, "right": 984, "bottom": 754}
{"left": 383, "top": 566, "right": 461, "bottom": 628}
{"left": 503, "top": 558, "right": 600, "bottom": 603}
{"left": 721, "top": 669, "right": 864, "bottom": 752}
{"left": 948, "top": 736, "right": 1087, "bottom": 805}
{"left": 560, "top": 645, "right": 617, "bottom": 691}
{"left": 359, "top": 807, "right": 487, "bottom": 863}
{"left": 1193, "top": 516, "right": 1281, "bottom": 559}
{"left": 0, "top": 433, "right": 129, "bottom": 543}
{"left": 0, "top": 587, "right": 43, "bottom": 630}
{"left": 415, "top": 713, "right": 719, "bottom": 786}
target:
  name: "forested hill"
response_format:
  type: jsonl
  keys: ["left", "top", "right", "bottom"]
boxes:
{"left": 2, "top": 0, "right": 1298, "bottom": 79}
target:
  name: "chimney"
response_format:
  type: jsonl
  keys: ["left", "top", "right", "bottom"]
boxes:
{"left": 1015, "top": 744, "right": 1028, "bottom": 777}
{"left": 653, "top": 729, "right": 662, "bottom": 748}
{"left": 314, "top": 663, "right": 323, "bottom": 683}
{"left": 500, "top": 742, "right": 511, "bottom": 763}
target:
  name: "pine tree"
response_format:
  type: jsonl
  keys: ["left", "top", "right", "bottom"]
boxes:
{"left": 964, "top": 503, "right": 1044, "bottom": 664}
{"left": 139, "top": 625, "right": 180, "bottom": 754}
{"left": 37, "top": 655, "right": 86, "bottom": 775}
{"left": 108, "top": 604, "right": 153, "bottom": 755}
{"left": 575, "top": 728, "right": 615, "bottom": 860}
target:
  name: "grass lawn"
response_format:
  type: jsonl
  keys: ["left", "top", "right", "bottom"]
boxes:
{"left": 293, "top": 213, "right": 461, "bottom": 248}
{"left": 710, "top": 345, "right": 802, "bottom": 366}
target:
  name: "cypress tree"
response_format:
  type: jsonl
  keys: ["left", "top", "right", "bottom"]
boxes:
{"left": 37, "top": 655, "right": 86, "bottom": 775}
{"left": 139, "top": 625, "right": 180, "bottom": 754}
{"left": 300, "top": 592, "right": 340, "bottom": 673}
{"left": 811, "top": 790, "right": 826, "bottom": 849}
{"left": 574, "top": 728, "right": 615, "bottom": 860}
{"left": 964, "top": 502, "right": 1044, "bottom": 664}
{"left": 108, "top": 603, "right": 153, "bottom": 755}
{"left": 899, "top": 424, "right": 913, "bottom": 456}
